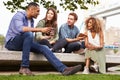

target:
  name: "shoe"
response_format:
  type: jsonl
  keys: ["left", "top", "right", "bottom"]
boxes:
{"left": 90, "top": 64, "right": 99, "bottom": 72}
{"left": 51, "top": 49, "right": 62, "bottom": 53}
{"left": 82, "top": 66, "right": 90, "bottom": 74}
{"left": 19, "top": 67, "right": 34, "bottom": 76}
{"left": 62, "top": 65, "right": 82, "bottom": 76}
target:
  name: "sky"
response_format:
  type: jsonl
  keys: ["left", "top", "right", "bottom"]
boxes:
{"left": 0, "top": 0, "right": 120, "bottom": 36}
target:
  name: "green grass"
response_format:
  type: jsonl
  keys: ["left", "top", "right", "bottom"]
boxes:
{"left": 0, "top": 74, "right": 120, "bottom": 80}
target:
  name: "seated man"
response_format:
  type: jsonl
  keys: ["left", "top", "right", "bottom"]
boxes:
{"left": 52, "top": 12, "right": 86, "bottom": 53}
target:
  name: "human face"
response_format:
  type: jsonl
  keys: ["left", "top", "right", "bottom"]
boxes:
{"left": 87, "top": 19, "right": 93, "bottom": 30}
{"left": 46, "top": 10, "right": 54, "bottom": 21}
{"left": 67, "top": 15, "right": 76, "bottom": 27}
{"left": 31, "top": 6, "right": 40, "bottom": 19}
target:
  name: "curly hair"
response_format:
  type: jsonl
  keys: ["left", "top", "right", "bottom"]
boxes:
{"left": 85, "top": 16, "right": 103, "bottom": 33}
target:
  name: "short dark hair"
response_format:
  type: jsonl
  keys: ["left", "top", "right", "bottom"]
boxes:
{"left": 26, "top": 2, "right": 39, "bottom": 9}
{"left": 69, "top": 12, "right": 78, "bottom": 20}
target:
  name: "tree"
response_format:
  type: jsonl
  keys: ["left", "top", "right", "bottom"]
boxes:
{"left": 3, "top": 0, "right": 99, "bottom": 13}
{"left": 0, "top": 34, "right": 5, "bottom": 49}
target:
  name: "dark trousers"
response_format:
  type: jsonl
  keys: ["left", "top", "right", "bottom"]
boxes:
{"left": 37, "top": 39, "right": 52, "bottom": 48}
{"left": 52, "top": 38, "right": 83, "bottom": 53}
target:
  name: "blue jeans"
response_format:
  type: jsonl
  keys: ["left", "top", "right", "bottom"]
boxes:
{"left": 5, "top": 32, "right": 67, "bottom": 72}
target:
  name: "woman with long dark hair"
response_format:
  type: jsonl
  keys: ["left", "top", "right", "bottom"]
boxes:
{"left": 35, "top": 8, "right": 58, "bottom": 48}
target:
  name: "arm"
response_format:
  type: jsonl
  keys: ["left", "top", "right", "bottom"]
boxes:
{"left": 85, "top": 31, "right": 104, "bottom": 50}
{"left": 49, "top": 27, "right": 59, "bottom": 44}
{"left": 59, "top": 25, "right": 84, "bottom": 42}
{"left": 66, "top": 36, "right": 86, "bottom": 42}
{"left": 35, "top": 20, "right": 51, "bottom": 41}
{"left": 96, "top": 30, "right": 104, "bottom": 49}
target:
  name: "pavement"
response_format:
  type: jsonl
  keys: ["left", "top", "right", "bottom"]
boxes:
{"left": 0, "top": 71, "right": 120, "bottom": 75}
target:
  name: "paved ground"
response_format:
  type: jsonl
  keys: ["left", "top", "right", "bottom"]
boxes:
{"left": 0, "top": 71, "right": 120, "bottom": 75}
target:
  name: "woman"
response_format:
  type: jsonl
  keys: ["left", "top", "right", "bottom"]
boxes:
{"left": 82, "top": 16, "right": 106, "bottom": 74}
{"left": 35, "top": 8, "right": 58, "bottom": 48}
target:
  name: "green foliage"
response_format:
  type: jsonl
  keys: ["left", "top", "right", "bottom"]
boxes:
{"left": 0, "top": 34, "right": 5, "bottom": 49}
{"left": 0, "top": 34, "right": 5, "bottom": 45}
{"left": 3, "top": 0, "right": 99, "bottom": 13}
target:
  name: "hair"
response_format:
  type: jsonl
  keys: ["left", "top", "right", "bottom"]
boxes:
{"left": 69, "top": 12, "right": 78, "bottom": 20}
{"left": 43, "top": 8, "right": 57, "bottom": 28}
{"left": 85, "top": 16, "right": 102, "bottom": 33}
{"left": 26, "top": 2, "right": 39, "bottom": 9}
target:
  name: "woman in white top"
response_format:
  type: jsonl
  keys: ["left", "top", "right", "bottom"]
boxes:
{"left": 82, "top": 17, "right": 106, "bottom": 74}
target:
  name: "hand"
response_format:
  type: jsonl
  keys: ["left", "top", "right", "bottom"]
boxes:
{"left": 42, "top": 36, "right": 51, "bottom": 39}
{"left": 77, "top": 36, "right": 87, "bottom": 40}
{"left": 50, "top": 41, "right": 56, "bottom": 44}
{"left": 41, "top": 27, "right": 52, "bottom": 33}
{"left": 78, "top": 33, "right": 87, "bottom": 37}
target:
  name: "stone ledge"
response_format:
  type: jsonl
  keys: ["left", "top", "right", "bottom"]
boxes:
{"left": 0, "top": 50, "right": 120, "bottom": 67}
{"left": 0, "top": 50, "right": 85, "bottom": 62}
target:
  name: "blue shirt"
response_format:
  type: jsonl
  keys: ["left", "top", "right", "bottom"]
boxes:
{"left": 5, "top": 11, "right": 34, "bottom": 43}
{"left": 59, "top": 23, "right": 80, "bottom": 39}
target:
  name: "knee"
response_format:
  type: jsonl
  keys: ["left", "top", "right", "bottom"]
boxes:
{"left": 23, "top": 32, "right": 33, "bottom": 39}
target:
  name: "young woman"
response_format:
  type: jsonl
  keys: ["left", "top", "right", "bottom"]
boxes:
{"left": 35, "top": 8, "right": 58, "bottom": 48}
{"left": 82, "top": 16, "right": 106, "bottom": 74}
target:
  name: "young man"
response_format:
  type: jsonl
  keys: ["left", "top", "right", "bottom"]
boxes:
{"left": 5, "top": 2, "right": 82, "bottom": 76}
{"left": 52, "top": 12, "right": 86, "bottom": 53}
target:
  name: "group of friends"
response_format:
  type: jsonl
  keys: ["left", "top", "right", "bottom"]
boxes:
{"left": 5, "top": 2, "right": 106, "bottom": 76}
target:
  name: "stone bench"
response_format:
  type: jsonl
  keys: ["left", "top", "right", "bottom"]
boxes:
{"left": 0, "top": 50, "right": 120, "bottom": 71}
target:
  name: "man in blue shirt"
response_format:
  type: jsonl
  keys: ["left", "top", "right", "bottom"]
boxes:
{"left": 5, "top": 2, "right": 82, "bottom": 76}
{"left": 52, "top": 13, "right": 86, "bottom": 53}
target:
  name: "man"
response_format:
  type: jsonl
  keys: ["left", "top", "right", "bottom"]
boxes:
{"left": 5, "top": 2, "right": 82, "bottom": 76}
{"left": 52, "top": 12, "right": 86, "bottom": 53}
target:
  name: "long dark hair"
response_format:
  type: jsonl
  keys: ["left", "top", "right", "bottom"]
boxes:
{"left": 43, "top": 8, "right": 57, "bottom": 28}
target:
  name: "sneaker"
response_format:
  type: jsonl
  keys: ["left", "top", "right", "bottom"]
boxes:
{"left": 62, "top": 65, "right": 82, "bottom": 76}
{"left": 19, "top": 67, "right": 34, "bottom": 76}
{"left": 82, "top": 67, "right": 90, "bottom": 74}
{"left": 51, "top": 48, "right": 62, "bottom": 53}
{"left": 90, "top": 64, "right": 99, "bottom": 72}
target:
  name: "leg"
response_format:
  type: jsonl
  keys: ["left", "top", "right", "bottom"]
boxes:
{"left": 52, "top": 38, "right": 68, "bottom": 52}
{"left": 82, "top": 58, "right": 90, "bottom": 74}
{"left": 64, "top": 42, "right": 81, "bottom": 53}
{"left": 5, "top": 32, "right": 33, "bottom": 67}
{"left": 85, "top": 58, "right": 90, "bottom": 68}
{"left": 37, "top": 39, "right": 52, "bottom": 48}
{"left": 31, "top": 42, "right": 82, "bottom": 75}
{"left": 5, "top": 32, "right": 34, "bottom": 75}
{"left": 31, "top": 42, "right": 67, "bottom": 72}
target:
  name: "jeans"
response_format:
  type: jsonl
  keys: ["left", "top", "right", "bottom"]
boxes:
{"left": 5, "top": 32, "right": 67, "bottom": 72}
{"left": 52, "top": 38, "right": 82, "bottom": 53}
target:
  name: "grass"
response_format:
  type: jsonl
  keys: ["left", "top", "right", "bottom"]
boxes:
{"left": 0, "top": 74, "right": 120, "bottom": 80}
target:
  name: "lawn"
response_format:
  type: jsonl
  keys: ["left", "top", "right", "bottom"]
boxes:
{"left": 0, "top": 74, "right": 120, "bottom": 80}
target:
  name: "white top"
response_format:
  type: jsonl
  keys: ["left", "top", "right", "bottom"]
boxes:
{"left": 88, "top": 30, "right": 100, "bottom": 46}
{"left": 28, "top": 20, "right": 31, "bottom": 27}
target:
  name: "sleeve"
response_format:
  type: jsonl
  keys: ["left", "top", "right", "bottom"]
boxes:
{"left": 12, "top": 13, "right": 25, "bottom": 33}
{"left": 35, "top": 20, "right": 45, "bottom": 41}
{"left": 59, "top": 24, "right": 69, "bottom": 39}
{"left": 76, "top": 27, "right": 80, "bottom": 37}
{"left": 50, "top": 27, "right": 58, "bottom": 41}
